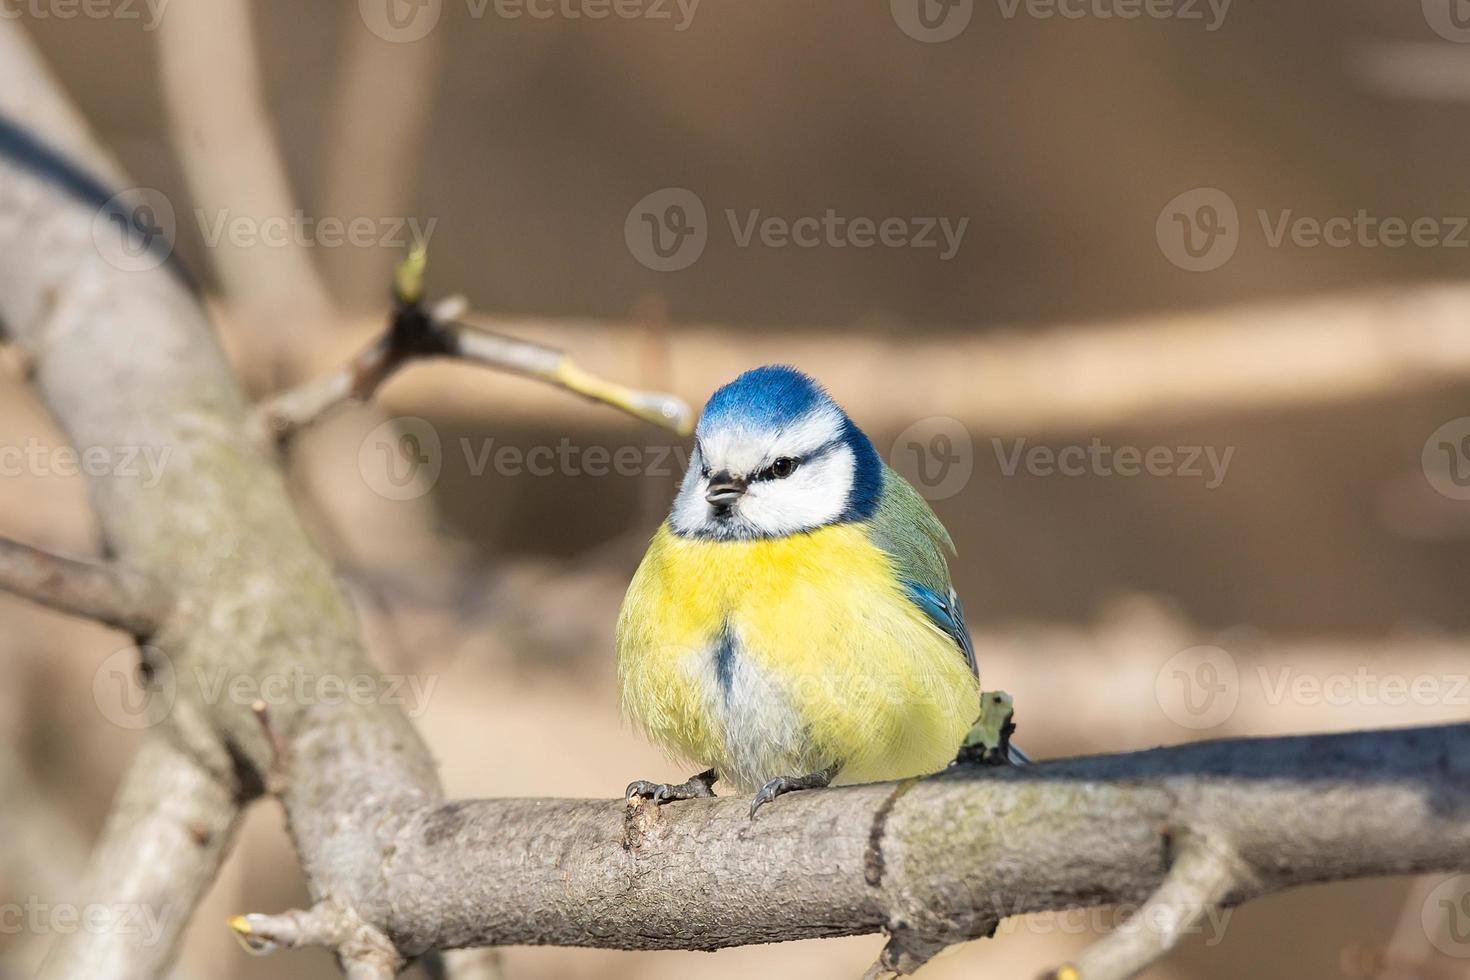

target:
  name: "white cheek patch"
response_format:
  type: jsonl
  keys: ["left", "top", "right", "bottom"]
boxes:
{"left": 738, "top": 448, "right": 855, "bottom": 536}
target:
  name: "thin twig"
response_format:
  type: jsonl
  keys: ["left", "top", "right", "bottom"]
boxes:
{"left": 0, "top": 536, "right": 166, "bottom": 636}
{"left": 229, "top": 902, "right": 402, "bottom": 977}
{"left": 228, "top": 905, "right": 350, "bottom": 954}
{"left": 250, "top": 700, "right": 291, "bottom": 795}
{"left": 446, "top": 315, "right": 693, "bottom": 433}
{"left": 255, "top": 253, "right": 693, "bottom": 445}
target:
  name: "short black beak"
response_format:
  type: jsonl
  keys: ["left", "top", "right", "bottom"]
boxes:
{"left": 705, "top": 472, "right": 747, "bottom": 507}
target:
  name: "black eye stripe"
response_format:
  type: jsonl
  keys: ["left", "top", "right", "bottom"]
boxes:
{"left": 701, "top": 436, "right": 843, "bottom": 482}
{"left": 750, "top": 439, "right": 842, "bottom": 482}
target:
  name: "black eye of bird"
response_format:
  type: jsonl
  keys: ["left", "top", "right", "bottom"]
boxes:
{"left": 769, "top": 456, "right": 798, "bottom": 479}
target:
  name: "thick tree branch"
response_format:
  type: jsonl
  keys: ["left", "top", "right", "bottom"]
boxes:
{"left": 233, "top": 724, "right": 1469, "bottom": 976}
{"left": 0, "top": 18, "right": 442, "bottom": 977}
{"left": 0, "top": 535, "right": 165, "bottom": 636}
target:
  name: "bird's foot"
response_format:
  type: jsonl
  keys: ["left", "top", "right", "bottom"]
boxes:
{"left": 749, "top": 765, "right": 838, "bottom": 819}
{"left": 625, "top": 768, "right": 718, "bottom": 805}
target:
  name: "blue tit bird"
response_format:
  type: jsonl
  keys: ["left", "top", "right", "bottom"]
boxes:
{"left": 618, "top": 365, "right": 992, "bottom": 817}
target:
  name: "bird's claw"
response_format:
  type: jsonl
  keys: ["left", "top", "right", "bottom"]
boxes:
{"left": 748, "top": 779, "right": 788, "bottom": 819}
{"left": 748, "top": 765, "right": 838, "bottom": 819}
{"left": 625, "top": 769, "right": 718, "bottom": 805}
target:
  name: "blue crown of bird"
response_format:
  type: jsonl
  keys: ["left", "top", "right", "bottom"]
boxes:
{"left": 618, "top": 365, "right": 994, "bottom": 817}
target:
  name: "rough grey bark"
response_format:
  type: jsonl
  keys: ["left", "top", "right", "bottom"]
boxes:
{"left": 1, "top": 17, "right": 1468, "bottom": 980}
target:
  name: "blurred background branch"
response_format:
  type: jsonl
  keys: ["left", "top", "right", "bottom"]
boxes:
{"left": 155, "top": 0, "right": 335, "bottom": 381}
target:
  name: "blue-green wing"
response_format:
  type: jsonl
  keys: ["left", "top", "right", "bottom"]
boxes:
{"left": 901, "top": 580, "right": 977, "bottom": 675}
{"left": 866, "top": 465, "right": 978, "bottom": 676}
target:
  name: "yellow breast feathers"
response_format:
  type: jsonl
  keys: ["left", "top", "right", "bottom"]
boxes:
{"left": 616, "top": 522, "right": 979, "bottom": 791}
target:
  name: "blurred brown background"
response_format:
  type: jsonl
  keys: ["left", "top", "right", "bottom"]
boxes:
{"left": 3, "top": 1, "right": 1470, "bottom": 977}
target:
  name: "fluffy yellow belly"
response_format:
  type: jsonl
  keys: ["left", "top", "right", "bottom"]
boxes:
{"left": 616, "top": 522, "right": 979, "bottom": 792}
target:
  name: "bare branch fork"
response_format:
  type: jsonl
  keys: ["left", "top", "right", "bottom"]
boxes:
{"left": 254, "top": 246, "right": 694, "bottom": 446}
